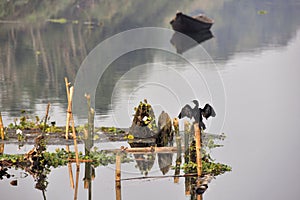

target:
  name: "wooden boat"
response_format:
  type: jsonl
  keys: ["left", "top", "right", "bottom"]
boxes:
{"left": 170, "top": 12, "right": 214, "bottom": 32}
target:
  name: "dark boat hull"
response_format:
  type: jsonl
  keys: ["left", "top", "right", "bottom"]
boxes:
{"left": 170, "top": 12, "right": 213, "bottom": 33}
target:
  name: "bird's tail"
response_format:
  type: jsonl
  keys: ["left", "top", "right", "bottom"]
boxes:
{"left": 178, "top": 113, "right": 182, "bottom": 119}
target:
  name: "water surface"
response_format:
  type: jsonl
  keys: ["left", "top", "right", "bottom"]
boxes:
{"left": 1, "top": 0, "right": 300, "bottom": 199}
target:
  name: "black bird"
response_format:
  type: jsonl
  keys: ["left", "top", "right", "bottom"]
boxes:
{"left": 178, "top": 100, "right": 216, "bottom": 130}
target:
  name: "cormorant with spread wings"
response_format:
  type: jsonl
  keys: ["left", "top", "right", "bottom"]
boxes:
{"left": 178, "top": 100, "right": 216, "bottom": 130}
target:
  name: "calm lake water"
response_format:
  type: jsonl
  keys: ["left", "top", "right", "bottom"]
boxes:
{"left": 1, "top": 0, "right": 300, "bottom": 200}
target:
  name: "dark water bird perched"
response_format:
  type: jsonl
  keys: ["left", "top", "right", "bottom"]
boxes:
{"left": 178, "top": 100, "right": 216, "bottom": 130}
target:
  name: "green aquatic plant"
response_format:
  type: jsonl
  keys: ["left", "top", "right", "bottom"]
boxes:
{"left": 257, "top": 10, "right": 268, "bottom": 15}
{"left": 0, "top": 148, "right": 132, "bottom": 169}
{"left": 182, "top": 157, "right": 231, "bottom": 176}
{"left": 100, "top": 126, "right": 125, "bottom": 134}
{"left": 7, "top": 111, "right": 48, "bottom": 130}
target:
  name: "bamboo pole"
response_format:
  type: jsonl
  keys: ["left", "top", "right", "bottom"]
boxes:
{"left": 0, "top": 144, "right": 4, "bottom": 154}
{"left": 184, "top": 121, "right": 190, "bottom": 151}
{"left": 196, "top": 179, "right": 203, "bottom": 200}
{"left": 0, "top": 112, "right": 5, "bottom": 140}
{"left": 184, "top": 121, "right": 190, "bottom": 163}
{"left": 66, "top": 145, "right": 75, "bottom": 189}
{"left": 173, "top": 118, "right": 181, "bottom": 183}
{"left": 65, "top": 77, "right": 71, "bottom": 139}
{"left": 115, "top": 153, "right": 121, "bottom": 181}
{"left": 68, "top": 159, "right": 93, "bottom": 163}
{"left": 173, "top": 117, "right": 179, "bottom": 133}
{"left": 74, "top": 165, "right": 80, "bottom": 200}
{"left": 194, "top": 123, "right": 202, "bottom": 176}
{"left": 43, "top": 103, "right": 50, "bottom": 132}
{"left": 69, "top": 87, "right": 79, "bottom": 166}
{"left": 197, "top": 194, "right": 203, "bottom": 200}
{"left": 120, "top": 146, "right": 178, "bottom": 153}
{"left": 115, "top": 153, "right": 121, "bottom": 200}
{"left": 185, "top": 176, "right": 191, "bottom": 195}
{"left": 85, "top": 94, "right": 94, "bottom": 154}
{"left": 121, "top": 173, "right": 198, "bottom": 181}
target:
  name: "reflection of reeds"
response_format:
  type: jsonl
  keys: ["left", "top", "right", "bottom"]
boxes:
{"left": 66, "top": 145, "right": 75, "bottom": 189}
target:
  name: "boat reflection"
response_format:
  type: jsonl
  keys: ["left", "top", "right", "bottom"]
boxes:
{"left": 170, "top": 30, "right": 213, "bottom": 54}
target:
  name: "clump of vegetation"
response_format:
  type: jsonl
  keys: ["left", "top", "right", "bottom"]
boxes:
{"left": 7, "top": 110, "right": 45, "bottom": 130}
{"left": 6, "top": 110, "right": 63, "bottom": 133}
{"left": 0, "top": 147, "right": 132, "bottom": 169}
{"left": 100, "top": 126, "right": 126, "bottom": 134}
{"left": 182, "top": 133, "right": 231, "bottom": 177}
{"left": 182, "top": 158, "right": 231, "bottom": 176}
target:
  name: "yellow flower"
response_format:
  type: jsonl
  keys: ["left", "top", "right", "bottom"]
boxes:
{"left": 127, "top": 134, "right": 134, "bottom": 140}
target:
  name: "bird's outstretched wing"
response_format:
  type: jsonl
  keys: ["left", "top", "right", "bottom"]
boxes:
{"left": 202, "top": 104, "right": 216, "bottom": 119}
{"left": 178, "top": 104, "right": 193, "bottom": 119}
